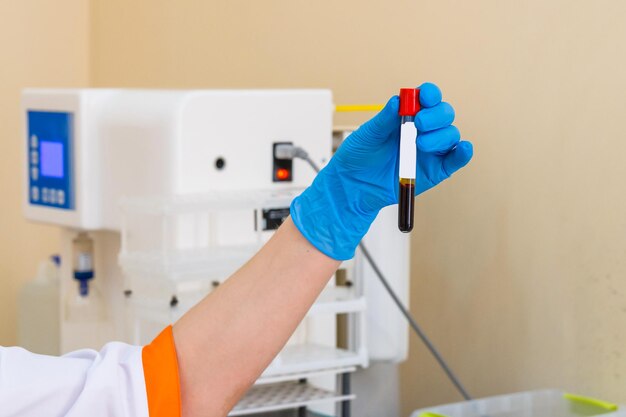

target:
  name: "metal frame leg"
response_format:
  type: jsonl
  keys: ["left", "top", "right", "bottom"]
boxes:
{"left": 341, "top": 372, "right": 351, "bottom": 417}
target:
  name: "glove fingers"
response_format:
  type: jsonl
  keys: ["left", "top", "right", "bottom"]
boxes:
{"left": 417, "top": 125, "right": 461, "bottom": 153}
{"left": 442, "top": 141, "right": 473, "bottom": 177}
{"left": 358, "top": 96, "right": 400, "bottom": 142}
{"left": 415, "top": 102, "right": 455, "bottom": 132}
{"left": 418, "top": 82, "right": 442, "bottom": 108}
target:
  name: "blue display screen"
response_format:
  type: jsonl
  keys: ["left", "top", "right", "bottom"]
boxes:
{"left": 40, "top": 141, "right": 64, "bottom": 178}
{"left": 28, "top": 111, "right": 73, "bottom": 210}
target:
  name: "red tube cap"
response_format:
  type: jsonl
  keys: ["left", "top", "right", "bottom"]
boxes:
{"left": 398, "top": 88, "right": 421, "bottom": 116}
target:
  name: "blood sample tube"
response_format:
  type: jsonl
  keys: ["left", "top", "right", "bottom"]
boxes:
{"left": 398, "top": 88, "right": 421, "bottom": 233}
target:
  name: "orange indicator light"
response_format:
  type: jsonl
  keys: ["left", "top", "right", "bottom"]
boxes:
{"left": 276, "top": 168, "right": 290, "bottom": 180}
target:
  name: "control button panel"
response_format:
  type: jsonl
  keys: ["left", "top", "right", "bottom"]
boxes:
{"left": 56, "top": 190, "right": 64, "bottom": 205}
{"left": 27, "top": 111, "right": 74, "bottom": 210}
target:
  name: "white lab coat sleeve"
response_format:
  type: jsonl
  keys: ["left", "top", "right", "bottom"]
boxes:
{"left": 0, "top": 341, "right": 148, "bottom": 417}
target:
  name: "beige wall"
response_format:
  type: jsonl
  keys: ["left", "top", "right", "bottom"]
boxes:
{"left": 0, "top": 0, "right": 89, "bottom": 345}
{"left": 4, "top": 0, "right": 626, "bottom": 414}
{"left": 400, "top": 2, "right": 626, "bottom": 413}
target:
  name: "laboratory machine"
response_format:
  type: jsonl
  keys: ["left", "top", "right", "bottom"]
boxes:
{"left": 21, "top": 89, "right": 411, "bottom": 416}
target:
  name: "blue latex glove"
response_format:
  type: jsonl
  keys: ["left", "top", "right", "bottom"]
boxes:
{"left": 290, "top": 82, "right": 473, "bottom": 260}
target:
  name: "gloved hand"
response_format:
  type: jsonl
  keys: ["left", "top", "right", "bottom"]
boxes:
{"left": 290, "top": 82, "right": 473, "bottom": 260}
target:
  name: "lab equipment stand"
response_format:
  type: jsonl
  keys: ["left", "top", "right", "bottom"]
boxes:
{"left": 119, "top": 190, "right": 365, "bottom": 416}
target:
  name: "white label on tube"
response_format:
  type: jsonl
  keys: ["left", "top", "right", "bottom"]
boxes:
{"left": 399, "top": 123, "right": 417, "bottom": 179}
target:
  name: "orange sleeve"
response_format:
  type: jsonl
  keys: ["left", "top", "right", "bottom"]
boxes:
{"left": 142, "top": 326, "right": 182, "bottom": 417}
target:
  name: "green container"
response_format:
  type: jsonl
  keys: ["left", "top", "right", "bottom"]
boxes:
{"left": 411, "top": 390, "right": 623, "bottom": 417}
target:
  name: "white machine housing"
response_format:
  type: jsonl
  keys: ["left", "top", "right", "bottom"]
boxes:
{"left": 23, "top": 89, "right": 331, "bottom": 229}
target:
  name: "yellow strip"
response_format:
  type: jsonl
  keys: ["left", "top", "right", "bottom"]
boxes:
{"left": 564, "top": 393, "right": 618, "bottom": 411}
{"left": 418, "top": 412, "right": 448, "bottom": 417}
{"left": 335, "top": 104, "right": 384, "bottom": 112}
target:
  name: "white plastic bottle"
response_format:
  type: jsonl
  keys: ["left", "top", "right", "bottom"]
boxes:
{"left": 18, "top": 255, "right": 61, "bottom": 355}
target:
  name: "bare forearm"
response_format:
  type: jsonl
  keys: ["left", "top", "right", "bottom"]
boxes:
{"left": 172, "top": 217, "right": 340, "bottom": 417}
